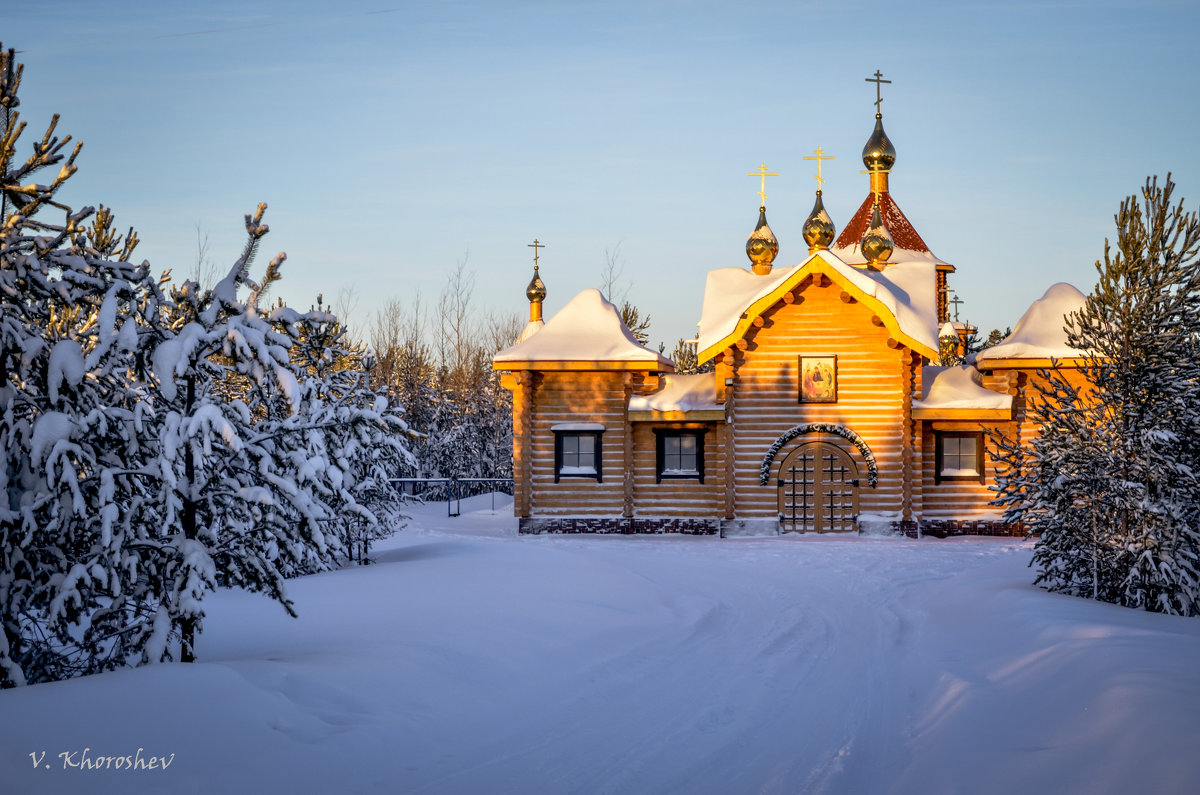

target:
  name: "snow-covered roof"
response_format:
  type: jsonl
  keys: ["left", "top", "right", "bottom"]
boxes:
{"left": 516, "top": 319, "right": 543, "bottom": 343}
{"left": 696, "top": 249, "right": 940, "bottom": 361}
{"left": 628, "top": 373, "right": 721, "bottom": 414}
{"left": 975, "top": 283, "right": 1089, "bottom": 364}
{"left": 914, "top": 365, "right": 1012, "bottom": 416}
{"left": 494, "top": 288, "right": 674, "bottom": 370}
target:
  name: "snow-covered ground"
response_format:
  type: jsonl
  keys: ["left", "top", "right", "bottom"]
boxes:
{"left": 3, "top": 496, "right": 1199, "bottom": 794}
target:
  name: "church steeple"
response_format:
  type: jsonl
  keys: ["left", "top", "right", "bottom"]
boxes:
{"left": 745, "top": 163, "right": 779, "bottom": 275}
{"left": 526, "top": 239, "right": 547, "bottom": 324}
{"left": 862, "top": 70, "right": 895, "bottom": 196}
{"left": 517, "top": 239, "right": 547, "bottom": 343}
{"left": 801, "top": 147, "right": 836, "bottom": 253}
{"left": 833, "top": 70, "right": 941, "bottom": 262}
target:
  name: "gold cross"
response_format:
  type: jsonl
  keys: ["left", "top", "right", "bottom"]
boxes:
{"left": 527, "top": 238, "right": 545, "bottom": 269}
{"left": 802, "top": 147, "right": 835, "bottom": 192}
{"left": 865, "top": 69, "right": 892, "bottom": 112}
{"left": 747, "top": 163, "right": 778, "bottom": 206}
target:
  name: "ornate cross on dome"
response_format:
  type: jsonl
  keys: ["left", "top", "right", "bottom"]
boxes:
{"left": 802, "top": 147, "right": 835, "bottom": 193}
{"left": 527, "top": 238, "right": 545, "bottom": 269}
{"left": 949, "top": 293, "right": 964, "bottom": 322}
{"left": 747, "top": 163, "right": 778, "bottom": 207}
{"left": 865, "top": 70, "right": 892, "bottom": 114}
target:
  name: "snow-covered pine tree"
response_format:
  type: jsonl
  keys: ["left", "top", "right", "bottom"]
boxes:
{"left": 0, "top": 43, "right": 163, "bottom": 685}
{"left": 1, "top": 41, "right": 417, "bottom": 683}
{"left": 284, "top": 297, "right": 414, "bottom": 566}
{"left": 992, "top": 175, "right": 1200, "bottom": 615}
{"left": 132, "top": 205, "right": 410, "bottom": 662}
{"left": 669, "top": 338, "right": 715, "bottom": 375}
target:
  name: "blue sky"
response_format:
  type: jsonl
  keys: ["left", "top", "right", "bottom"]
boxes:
{"left": 6, "top": 1, "right": 1197, "bottom": 348}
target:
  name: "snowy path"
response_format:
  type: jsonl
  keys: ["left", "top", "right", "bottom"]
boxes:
{"left": 3, "top": 497, "right": 1199, "bottom": 794}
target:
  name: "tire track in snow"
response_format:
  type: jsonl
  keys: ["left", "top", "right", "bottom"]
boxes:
{"left": 402, "top": 536, "right": 1027, "bottom": 794}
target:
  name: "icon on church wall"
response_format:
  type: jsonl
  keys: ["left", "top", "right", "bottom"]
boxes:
{"left": 799, "top": 355, "right": 838, "bottom": 403}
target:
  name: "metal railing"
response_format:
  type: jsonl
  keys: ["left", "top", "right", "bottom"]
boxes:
{"left": 389, "top": 477, "right": 514, "bottom": 517}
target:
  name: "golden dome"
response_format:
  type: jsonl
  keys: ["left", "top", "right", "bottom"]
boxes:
{"left": 746, "top": 206, "right": 779, "bottom": 275}
{"left": 862, "top": 114, "right": 896, "bottom": 173}
{"left": 802, "top": 191, "right": 836, "bottom": 253}
{"left": 526, "top": 265, "right": 546, "bottom": 303}
{"left": 860, "top": 202, "right": 893, "bottom": 268}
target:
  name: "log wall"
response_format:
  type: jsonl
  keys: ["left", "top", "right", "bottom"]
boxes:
{"left": 919, "top": 365, "right": 1092, "bottom": 522}
{"left": 629, "top": 421, "right": 726, "bottom": 517}
{"left": 527, "top": 371, "right": 630, "bottom": 516}
{"left": 727, "top": 277, "right": 911, "bottom": 519}
{"left": 918, "top": 421, "right": 1006, "bottom": 520}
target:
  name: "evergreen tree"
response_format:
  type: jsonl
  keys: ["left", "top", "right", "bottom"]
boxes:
{"left": 370, "top": 296, "right": 439, "bottom": 442}
{"left": 368, "top": 280, "right": 516, "bottom": 500}
{"left": 620, "top": 301, "right": 651, "bottom": 346}
{"left": 136, "top": 206, "right": 416, "bottom": 662}
{"left": 992, "top": 175, "right": 1200, "bottom": 615}
{"left": 962, "top": 325, "right": 982, "bottom": 356}
{"left": 284, "top": 297, "right": 414, "bottom": 567}
{"left": 980, "top": 327, "right": 1011, "bottom": 350}
{"left": 670, "top": 338, "right": 714, "bottom": 374}
{"left": 0, "top": 43, "right": 415, "bottom": 683}
{"left": 0, "top": 42, "right": 163, "bottom": 684}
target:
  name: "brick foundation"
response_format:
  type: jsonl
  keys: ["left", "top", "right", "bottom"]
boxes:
{"left": 519, "top": 517, "right": 720, "bottom": 535}
{"left": 908, "top": 519, "right": 1025, "bottom": 538}
{"left": 518, "top": 516, "right": 1022, "bottom": 538}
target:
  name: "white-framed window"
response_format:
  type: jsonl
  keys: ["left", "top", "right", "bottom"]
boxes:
{"left": 554, "top": 430, "right": 603, "bottom": 482}
{"left": 935, "top": 432, "right": 984, "bottom": 484}
{"left": 654, "top": 429, "right": 705, "bottom": 483}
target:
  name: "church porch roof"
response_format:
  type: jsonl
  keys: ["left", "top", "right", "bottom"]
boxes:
{"left": 628, "top": 373, "right": 722, "bottom": 420}
{"left": 913, "top": 364, "right": 1013, "bottom": 420}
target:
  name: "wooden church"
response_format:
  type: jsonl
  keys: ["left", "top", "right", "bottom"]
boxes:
{"left": 493, "top": 75, "right": 1090, "bottom": 536}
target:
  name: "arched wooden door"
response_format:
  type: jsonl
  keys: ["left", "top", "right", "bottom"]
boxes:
{"left": 777, "top": 441, "right": 860, "bottom": 533}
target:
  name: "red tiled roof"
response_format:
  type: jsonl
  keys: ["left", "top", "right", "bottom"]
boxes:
{"left": 834, "top": 192, "right": 931, "bottom": 253}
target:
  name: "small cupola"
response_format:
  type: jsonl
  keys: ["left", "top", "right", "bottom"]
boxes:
{"left": 801, "top": 147, "right": 836, "bottom": 253}
{"left": 517, "top": 239, "right": 548, "bottom": 343}
{"left": 860, "top": 199, "right": 894, "bottom": 269}
{"left": 525, "top": 238, "right": 547, "bottom": 323}
{"left": 526, "top": 265, "right": 546, "bottom": 321}
{"left": 745, "top": 163, "right": 779, "bottom": 275}
{"left": 803, "top": 194, "right": 835, "bottom": 253}
{"left": 746, "top": 206, "right": 779, "bottom": 275}
{"left": 862, "top": 70, "right": 895, "bottom": 195}
{"left": 862, "top": 116, "right": 896, "bottom": 177}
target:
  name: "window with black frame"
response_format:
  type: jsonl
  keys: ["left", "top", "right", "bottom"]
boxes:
{"left": 654, "top": 429, "right": 705, "bottom": 483}
{"left": 554, "top": 430, "right": 603, "bottom": 482}
{"left": 935, "top": 431, "right": 984, "bottom": 485}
